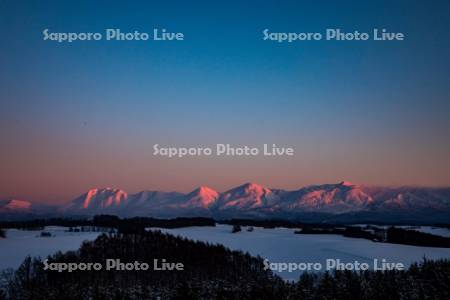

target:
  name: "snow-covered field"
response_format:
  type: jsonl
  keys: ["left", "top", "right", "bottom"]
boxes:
{"left": 152, "top": 224, "right": 450, "bottom": 280}
{"left": 0, "top": 227, "right": 101, "bottom": 270}
{"left": 2, "top": 224, "right": 450, "bottom": 281}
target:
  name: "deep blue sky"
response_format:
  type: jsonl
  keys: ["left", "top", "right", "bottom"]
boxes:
{"left": 1, "top": 0, "right": 450, "bottom": 202}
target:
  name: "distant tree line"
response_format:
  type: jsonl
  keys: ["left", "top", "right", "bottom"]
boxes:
{"left": 297, "top": 226, "right": 450, "bottom": 248}
{"left": 231, "top": 224, "right": 242, "bottom": 233}
{"left": 222, "top": 218, "right": 450, "bottom": 229}
{"left": 296, "top": 225, "right": 383, "bottom": 241}
{"left": 386, "top": 227, "right": 450, "bottom": 247}
{"left": 3, "top": 216, "right": 450, "bottom": 248}
{"left": 224, "top": 219, "right": 450, "bottom": 248}
{"left": 0, "top": 215, "right": 215, "bottom": 233}
{"left": 222, "top": 218, "right": 311, "bottom": 229}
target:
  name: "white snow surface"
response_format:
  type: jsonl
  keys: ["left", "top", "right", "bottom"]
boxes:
{"left": 2, "top": 225, "right": 450, "bottom": 281}
{"left": 151, "top": 224, "right": 450, "bottom": 280}
{"left": 0, "top": 227, "right": 101, "bottom": 270}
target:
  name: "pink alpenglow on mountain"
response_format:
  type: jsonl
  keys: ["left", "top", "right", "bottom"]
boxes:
{"left": 217, "top": 183, "right": 277, "bottom": 210}
{"left": 3, "top": 199, "right": 32, "bottom": 211}
{"left": 181, "top": 186, "right": 219, "bottom": 208}
{"left": 3, "top": 182, "right": 450, "bottom": 223}
{"left": 64, "top": 188, "right": 129, "bottom": 214}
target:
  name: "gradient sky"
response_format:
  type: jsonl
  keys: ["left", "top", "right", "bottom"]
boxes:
{"left": 1, "top": 0, "right": 450, "bottom": 204}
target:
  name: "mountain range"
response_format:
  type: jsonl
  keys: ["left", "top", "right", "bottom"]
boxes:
{"left": 1, "top": 182, "right": 450, "bottom": 223}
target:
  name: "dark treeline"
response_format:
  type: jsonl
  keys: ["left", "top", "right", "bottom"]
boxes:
{"left": 222, "top": 218, "right": 311, "bottom": 229}
{"left": 296, "top": 226, "right": 383, "bottom": 241}
{"left": 0, "top": 215, "right": 215, "bottom": 233}
{"left": 290, "top": 259, "right": 450, "bottom": 300}
{"left": 225, "top": 218, "right": 450, "bottom": 248}
{"left": 298, "top": 226, "right": 450, "bottom": 248}
{"left": 221, "top": 218, "right": 450, "bottom": 229}
{"left": 387, "top": 227, "right": 450, "bottom": 247}
{"left": 3, "top": 215, "right": 450, "bottom": 248}
{"left": 1, "top": 231, "right": 450, "bottom": 299}
{"left": 0, "top": 231, "right": 285, "bottom": 299}
{"left": 2, "top": 216, "right": 450, "bottom": 248}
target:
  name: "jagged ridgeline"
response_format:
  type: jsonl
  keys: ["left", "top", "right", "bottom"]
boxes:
{"left": 3, "top": 182, "right": 450, "bottom": 223}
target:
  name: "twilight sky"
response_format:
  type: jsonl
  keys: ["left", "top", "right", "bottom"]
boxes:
{"left": 1, "top": 0, "right": 450, "bottom": 204}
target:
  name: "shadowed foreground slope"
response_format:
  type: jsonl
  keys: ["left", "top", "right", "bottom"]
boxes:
{"left": 1, "top": 230, "right": 450, "bottom": 299}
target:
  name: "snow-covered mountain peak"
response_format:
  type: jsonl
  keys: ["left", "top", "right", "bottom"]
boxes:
{"left": 216, "top": 182, "right": 275, "bottom": 210}
{"left": 191, "top": 186, "right": 219, "bottom": 198}
{"left": 180, "top": 186, "right": 219, "bottom": 209}
{"left": 234, "top": 182, "right": 271, "bottom": 195}
{"left": 2, "top": 199, "right": 32, "bottom": 210}
{"left": 8, "top": 182, "right": 449, "bottom": 223}
{"left": 77, "top": 188, "right": 128, "bottom": 210}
